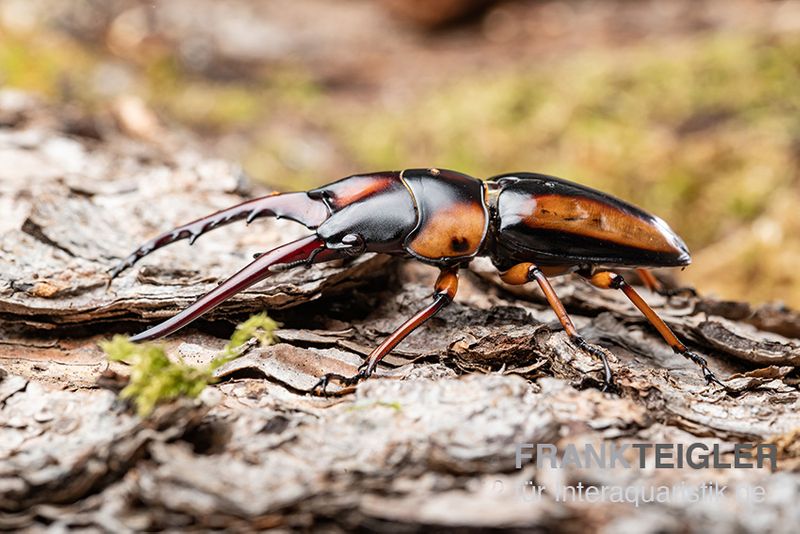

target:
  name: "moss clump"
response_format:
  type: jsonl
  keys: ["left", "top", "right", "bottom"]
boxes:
{"left": 223, "top": 312, "right": 282, "bottom": 356}
{"left": 102, "top": 313, "right": 280, "bottom": 417}
{"left": 347, "top": 401, "right": 403, "bottom": 413}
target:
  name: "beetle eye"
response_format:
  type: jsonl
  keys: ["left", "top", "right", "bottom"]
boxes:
{"left": 341, "top": 233, "right": 366, "bottom": 255}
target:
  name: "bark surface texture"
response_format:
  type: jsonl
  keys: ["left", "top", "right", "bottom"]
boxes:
{"left": 1, "top": 93, "right": 799, "bottom": 532}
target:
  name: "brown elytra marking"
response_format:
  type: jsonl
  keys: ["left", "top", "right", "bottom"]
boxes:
{"left": 409, "top": 202, "right": 486, "bottom": 259}
{"left": 523, "top": 194, "right": 677, "bottom": 253}
{"left": 328, "top": 176, "right": 396, "bottom": 208}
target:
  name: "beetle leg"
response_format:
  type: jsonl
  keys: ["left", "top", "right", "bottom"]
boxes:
{"left": 109, "top": 191, "right": 329, "bottom": 280}
{"left": 635, "top": 268, "right": 697, "bottom": 298}
{"left": 584, "top": 271, "right": 725, "bottom": 388}
{"left": 500, "top": 263, "right": 614, "bottom": 390}
{"left": 129, "top": 234, "right": 343, "bottom": 342}
{"left": 312, "top": 266, "right": 459, "bottom": 395}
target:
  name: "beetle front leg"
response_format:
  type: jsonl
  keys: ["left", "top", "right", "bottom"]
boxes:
{"left": 312, "top": 266, "right": 459, "bottom": 396}
{"left": 584, "top": 271, "right": 726, "bottom": 388}
{"left": 501, "top": 263, "right": 614, "bottom": 391}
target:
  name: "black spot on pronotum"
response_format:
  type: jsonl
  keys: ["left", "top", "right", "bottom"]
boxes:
{"left": 451, "top": 236, "right": 470, "bottom": 252}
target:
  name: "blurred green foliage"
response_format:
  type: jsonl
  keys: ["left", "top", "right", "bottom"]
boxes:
{"left": 0, "top": 31, "right": 94, "bottom": 99}
{"left": 339, "top": 36, "right": 800, "bottom": 250}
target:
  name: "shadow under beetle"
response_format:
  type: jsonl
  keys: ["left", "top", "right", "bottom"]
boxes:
{"left": 109, "top": 168, "right": 724, "bottom": 392}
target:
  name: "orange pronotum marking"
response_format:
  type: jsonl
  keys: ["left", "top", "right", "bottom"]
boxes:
{"left": 408, "top": 202, "right": 486, "bottom": 259}
{"left": 524, "top": 195, "right": 676, "bottom": 253}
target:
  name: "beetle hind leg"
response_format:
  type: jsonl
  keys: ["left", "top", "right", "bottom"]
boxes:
{"left": 635, "top": 268, "right": 697, "bottom": 298}
{"left": 312, "top": 267, "right": 459, "bottom": 396}
{"left": 501, "top": 263, "right": 615, "bottom": 391}
{"left": 585, "top": 271, "right": 725, "bottom": 388}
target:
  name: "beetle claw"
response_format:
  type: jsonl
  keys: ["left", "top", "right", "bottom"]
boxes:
{"left": 311, "top": 365, "right": 371, "bottom": 396}
{"left": 682, "top": 349, "right": 730, "bottom": 391}
{"left": 570, "top": 335, "right": 616, "bottom": 393}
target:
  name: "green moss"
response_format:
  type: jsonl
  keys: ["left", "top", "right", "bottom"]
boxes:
{"left": 102, "top": 336, "right": 213, "bottom": 417}
{"left": 223, "top": 312, "right": 281, "bottom": 356}
{"left": 347, "top": 400, "right": 403, "bottom": 413}
{"left": 102, "top": 313, "right": 280, "bottom": 417}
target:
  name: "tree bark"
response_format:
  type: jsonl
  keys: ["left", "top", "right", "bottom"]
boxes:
{"left": 1, "top": 93, "right": 799, "bottom": 532}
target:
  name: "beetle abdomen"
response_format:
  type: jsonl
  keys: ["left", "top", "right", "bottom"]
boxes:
{"left": 490, "top": 173, "right": 690, "bottom": 269}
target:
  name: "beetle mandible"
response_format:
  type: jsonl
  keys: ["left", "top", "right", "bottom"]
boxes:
{"left": 109, "top": 168, "right": 723, "bottom": 391}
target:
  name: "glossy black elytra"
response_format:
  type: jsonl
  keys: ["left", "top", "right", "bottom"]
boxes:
{"left": 109, "top": 168, "right": 724, "bottom": 392}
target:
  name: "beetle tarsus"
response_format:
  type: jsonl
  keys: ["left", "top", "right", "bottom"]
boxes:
{"left": 679, "top": 348, "right": 727, "bottom": 389}
{"left": 570, "top": 335, "right": 615, "bottom": 391}
{"left": 506, "top": 263, "right": 616, "bottom": 391}
{"left": 311, "top": 267, "right": 459, "bottom": 396}
{"left": 312, "top": 364, "right": 370, "bottom": 396}
{"left": 585, "top": 271, "right": 728, "bottom": 389}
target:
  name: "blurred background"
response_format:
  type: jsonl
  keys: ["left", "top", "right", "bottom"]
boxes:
{"left": 1, "top": 0, "right": 799, "bottom": 306}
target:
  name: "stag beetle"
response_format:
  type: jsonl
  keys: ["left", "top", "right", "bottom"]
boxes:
{"left": 109, "top": 168, "right": 723, "bottom": 391}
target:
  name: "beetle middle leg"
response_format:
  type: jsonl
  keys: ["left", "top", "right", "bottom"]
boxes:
{"left": 500, "top": 263, "right": 615, "bottom": 391}
{"left": 312, "top": 266, "right": 459, "bottom": 395}
{"left": 584, "top": 271, "right": 725, "bottom": 388}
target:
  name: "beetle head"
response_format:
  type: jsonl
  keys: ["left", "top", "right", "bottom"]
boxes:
{"left": 310, "top": 172, "right": 418, "bottom": 254}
